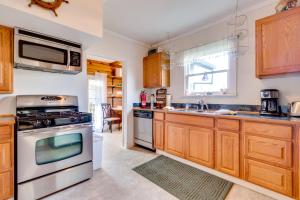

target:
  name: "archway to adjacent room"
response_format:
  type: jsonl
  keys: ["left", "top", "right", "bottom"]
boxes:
{"left": 87, "top": 58, "right": 124, "bottom": 150}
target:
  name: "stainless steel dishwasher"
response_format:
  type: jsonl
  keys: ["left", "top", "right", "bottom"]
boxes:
{"left": 134, "top": 110, "right": 154, "bottom": 150}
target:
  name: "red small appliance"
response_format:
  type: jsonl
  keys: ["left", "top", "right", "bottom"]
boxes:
{"left": 140, "top": 91, "right": 147, "bottom": 108}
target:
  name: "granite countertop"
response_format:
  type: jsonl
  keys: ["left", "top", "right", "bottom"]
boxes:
{"left": 133, "top": 107, "right": 300, "bottom": 125}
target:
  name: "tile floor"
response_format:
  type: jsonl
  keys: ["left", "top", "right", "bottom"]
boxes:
{"left": 44, "top": 131, "right": 275, "bottom": 200}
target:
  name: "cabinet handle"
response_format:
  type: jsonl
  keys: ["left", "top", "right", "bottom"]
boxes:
{"left": 0, "top": 64, "right": 3, "bottom": 82}
{"left": 1, "top": 146, "right": 4, "bottom": 169}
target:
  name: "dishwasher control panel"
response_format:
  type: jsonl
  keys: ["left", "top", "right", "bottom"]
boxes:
{"left": 134, "top": 110, "right": 153, "bottom": 119}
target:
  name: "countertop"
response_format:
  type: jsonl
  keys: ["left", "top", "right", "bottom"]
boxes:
{"left": 0, "top": 115, "right": 15, "bottom": 125}
{"left": 133, "top": 107, "right": 300, "bottom": 125}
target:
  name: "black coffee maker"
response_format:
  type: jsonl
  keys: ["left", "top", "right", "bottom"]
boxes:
{"left": 260, "top": 89, "right": 281, "bottom": 116}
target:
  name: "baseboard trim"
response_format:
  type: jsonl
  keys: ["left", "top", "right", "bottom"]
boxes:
{"left": 156, "top": 150, "right": 294, "bottom": 200}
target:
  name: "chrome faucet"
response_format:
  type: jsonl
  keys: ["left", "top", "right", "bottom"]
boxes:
{"left": 198, "top": 99, "right": 209, "bottom": 112}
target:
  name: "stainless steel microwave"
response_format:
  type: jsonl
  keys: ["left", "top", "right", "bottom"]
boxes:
{"left": 14, "top": 27, "right": 82, "bottom": 74}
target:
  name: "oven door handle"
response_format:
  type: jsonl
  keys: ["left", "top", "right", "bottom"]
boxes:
{"left": 18, "top": 123, "right": 93, "bottom": 139}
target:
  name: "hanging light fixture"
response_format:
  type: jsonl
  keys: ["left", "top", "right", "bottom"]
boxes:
{"left": 161, "top": 32, "right": 184, "bottom": 70}
{"left": 227, "top": 0, "right": 249, "bottom": 56}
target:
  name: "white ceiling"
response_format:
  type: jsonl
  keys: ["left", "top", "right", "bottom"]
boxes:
{"left": 103, "top": 0, "right": 263, "bottom": 45}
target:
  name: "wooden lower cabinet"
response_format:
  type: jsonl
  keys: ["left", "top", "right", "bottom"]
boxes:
{"left": 153, "top": 120, "right": 164, "bottom": 150}
{"left": 245, "top": 159, "right": 293, "bottom": 196}
{"left": 165, "top": 122, "right": 186, "bottom": 158}
{"left": 186, "top": 127, "right": 214, "bottom": 168}
{"left": 216, "top": 131, "right": 239, "bottom": 177}
{"left": 245, "top": 135, "right": 292, "bottom": 168}
{"left": 0, "top": 143, "right": 12, "bottom": 173}
{"left": 156, "top": 113, "right": 298, "bottom": 198}
{"left": 0, "top": 119, "right": 14, "bottom": 200}
{"left": 0, "top": 172, "right": 12, "bottom": 200}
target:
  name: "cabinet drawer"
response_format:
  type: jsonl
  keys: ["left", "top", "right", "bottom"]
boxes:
{"left": 245, "top": 122, "right": 292, "bottom": 139}
{"left": 166, "top": 114, "right": 214, "bottom": 128}
{"left": 217, "top": 119, "right": 240, "bottom": 132}
{"left": 0, "top": 171, "right": 13, "bottom": 199}
{"left": 245, "top": 135, "right": 292, "bottom": 168}
{"left": 0, "top": 126, "right": 11, "bottom": 141}
{"left": 245, "top": 159, "right": 292, "bottom": 196}
{"left": 154, "top": 112, "right": 164, "bottom": 120}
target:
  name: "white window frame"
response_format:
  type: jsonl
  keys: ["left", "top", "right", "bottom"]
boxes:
{"left": 183, "top": 40, "right": 237, "bottom": 97}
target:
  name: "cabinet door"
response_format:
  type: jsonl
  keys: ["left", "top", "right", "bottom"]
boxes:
{"left": 245, "top": 159, "right": 292, "bottom": 196}
{"left": 0, "top": 143, "right": 12, "bottom": 173}
{"left": 143, "top": 53, "right": 162, "bottom": 88}
{"left": 0, "top": 172, "right": 12, "bottom": 199}
{"left": 0, "top": 126, "right": 11, "bottom": 141}
{"left": 256, "top": 8, "right": 300, "bottom": 77}
{"left": 165, "top": 123, "right": 186, "bottom": 158}
{"left": 186, "top": 127, "right": 214, "bottom": 168}
{"left": 154, "top": 120, "right": 164, "bottom": 150}
{"left": 0, "top": 26, "right": 13, "bottom": 93}
{"left": 245, "top": 135, "right": 292, "bottom": 168}
{"left": 216, "top": 131, "right": 239, "bottom": 177}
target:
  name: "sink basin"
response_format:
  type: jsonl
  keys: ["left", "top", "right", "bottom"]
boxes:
{"left": 194, "top": 110, "right": 216, "bottom": 114}
{"left": 171, "top": 109, "right": 216, "bottom": 115}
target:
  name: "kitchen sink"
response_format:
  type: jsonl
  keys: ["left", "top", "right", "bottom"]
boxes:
{"left": 171, "top": 109, "right": 216, "bottom": 115}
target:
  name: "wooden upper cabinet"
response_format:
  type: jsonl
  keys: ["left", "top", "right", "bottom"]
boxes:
{"left": 186, "top": 127, "right": 214, "bottom": 168}
{"left": 143, "top": 52, "right": 170, "bottom": 88}
{"left": 0, "top": 26, "right": 13, "bottom": 93}
{"left": 256, "top": 7, "right": 300, "bottom": 78}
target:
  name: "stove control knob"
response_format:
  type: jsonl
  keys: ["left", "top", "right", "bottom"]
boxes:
{"left": 71, "top": 117, "right": 78, "bottom": 122}
{"left": 80, "top": 116, "right": 86, "bottom": 122}
{"left": 43, "top": 119, "right": 52, "bottom": 127}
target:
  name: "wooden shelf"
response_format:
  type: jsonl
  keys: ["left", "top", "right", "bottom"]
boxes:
{"left": 107, "top": 96, "right": 123, "bottom": 98}
{"left": 108, "top": 75, "right": 122, "bottom": 79}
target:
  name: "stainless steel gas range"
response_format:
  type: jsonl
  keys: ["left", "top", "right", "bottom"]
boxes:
{"left": 16, "top": 95, "right": 93, "bottom": 200}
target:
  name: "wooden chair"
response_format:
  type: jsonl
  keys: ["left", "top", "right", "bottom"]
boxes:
{"left": 101, "top": 103, "right": 121, "bottom": 133}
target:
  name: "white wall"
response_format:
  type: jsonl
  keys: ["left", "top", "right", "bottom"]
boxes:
{"left": 0, "top": 0, "right": 102, "bottom": 38}
{"left": 157, "top": 1, "right": 300, "bottom": 106}
{"left": 0, "top": 68, "right": 89, "bottom": 114}
{"left": 0, "top": 3, "right": 148, "bottom": 148}
{"left": 86, "top": 31, "right": 148, "bottom": 147}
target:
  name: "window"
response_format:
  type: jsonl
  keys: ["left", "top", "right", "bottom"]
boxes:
{"left": 88, "top": 73, "right": 107, "bottom": 131}
{"left": 184, "top": 38, "right": 237, "bottom": 96}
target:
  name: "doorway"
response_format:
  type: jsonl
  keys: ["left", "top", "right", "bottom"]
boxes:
{"left": 87, "top": 59, "right": 123, "bottom": 147}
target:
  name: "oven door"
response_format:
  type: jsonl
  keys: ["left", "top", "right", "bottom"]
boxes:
{"left": 17, "top": 124, "right": 93, "bottom": 183}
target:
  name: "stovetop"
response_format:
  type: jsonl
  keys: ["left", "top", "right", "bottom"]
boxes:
{"left": 17, "top": 111, "right": 92, "bottom": 131}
